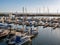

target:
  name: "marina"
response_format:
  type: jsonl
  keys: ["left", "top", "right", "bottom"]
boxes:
{"left": 0, "top": 0, "right": 60, "bottom": 45}
{"left": 0, "top": 14, "right": 60, "bottom": 45}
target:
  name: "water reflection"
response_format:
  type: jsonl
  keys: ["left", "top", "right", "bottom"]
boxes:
{"left": 31, "top": 26, "right": 60, "bottom": 45}
{"left": 0, "top": 25, "right": 60, "bottom": 45}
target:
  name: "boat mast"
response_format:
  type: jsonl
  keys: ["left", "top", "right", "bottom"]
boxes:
{"left": 47, "top": 7, "right": 49, "bottom": 14}
{"left": 43, "top": 6, "right": 45, "bottom": 14}
{"left": 22, "top": 7, "right": 25, "bottom": 32}
{"left": 39, "top": 8, "right": 40, "bottom": 14}
{"left": 57, "top": 9, "right": 58, "bottom": 14}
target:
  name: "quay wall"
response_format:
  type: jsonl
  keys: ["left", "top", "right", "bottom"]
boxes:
{"left": 0, "top": 13, "right": 60, "bottom": 17}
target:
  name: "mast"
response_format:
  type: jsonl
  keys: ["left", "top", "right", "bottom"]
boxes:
{"left": 39, "top": 8, "right": 40, "bottom": 14}
{"left": 22, "top": 7, "right": 24, "bottom": 14}
{"left": 22, "top": 7, "right": 24, "bottom": 26}
{"left": 57, "top": 9, "right": 58, "bottom": 14}
{"left": 43, "top": 6, "right": 45, "bottom": 14}
{"left": 47, "top": 7, "right": 49, "bottom": 14}
{"left": 22, "top": 7, "right": 25, "bottom": 32}
{"left": 25, "top": 7, "right": 27, "bottom": 20}
{"left": 25, "top": 7, "right": 27, "bottom": 14}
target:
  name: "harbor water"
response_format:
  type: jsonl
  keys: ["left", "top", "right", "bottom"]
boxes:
{"left": 0, "top": 26, "right": 60, "bottom": 45}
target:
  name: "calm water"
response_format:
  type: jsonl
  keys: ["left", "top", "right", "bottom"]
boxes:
{"left": 32, "top": 26, "right": 60, "bottom": 45}
{"left": 0, "top": 26, "right": 60, "bottom": 45}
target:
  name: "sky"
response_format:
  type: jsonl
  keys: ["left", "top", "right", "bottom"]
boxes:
{"left": 0, "top": 0, "right": 60, "bottom": 13}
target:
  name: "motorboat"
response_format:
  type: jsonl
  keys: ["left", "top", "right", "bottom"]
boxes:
{"left": 7, "top": 35, "right": 30, "bottom": 45}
